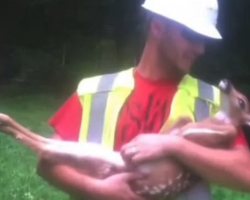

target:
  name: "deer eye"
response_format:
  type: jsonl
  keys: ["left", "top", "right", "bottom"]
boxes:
{"left": 238, "top": 98, "right": 245, "bottom": 110}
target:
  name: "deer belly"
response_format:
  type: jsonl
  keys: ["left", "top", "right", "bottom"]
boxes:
{"left": 43, "top": 142, "right": 198, "bottom": 198}
{"left": 42, "top": 142, "right": 127, "bottom": 178}
{"left": 77, "top": 156, "right": 126, "bottom": 179}
{"left": 131, "top": 158, "right": 198, "bottom": 199}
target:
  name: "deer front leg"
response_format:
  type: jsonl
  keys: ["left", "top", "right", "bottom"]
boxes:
{"left": 1, "top": 122, "right": 125, "bottom": 178}
{"left": 0, "top": 114, "right": 89, "bottom": 169}
{"left": 179, "top": 124, "right": 237, "bottom": 148}
{"left": 2, "top": 122, "right": 69, "bottom": 164}
{"left": 0, "top": 113, "right": 127, "bottom": 177}
{"left": 0, "top": 124, "right": 47, "bottom": 155}
{"left": 0, "top": 113, "right": 58, "bottom": 145}
{"left": 0, "top": 113, "right": 86, "bottom": 164}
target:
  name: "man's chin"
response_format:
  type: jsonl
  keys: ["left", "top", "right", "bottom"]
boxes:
{"left": 178, "top": 64, "right": 192, "bottom": 74}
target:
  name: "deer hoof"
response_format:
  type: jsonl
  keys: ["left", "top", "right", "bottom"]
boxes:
{"left": 0, "top": 114, "right": 11, "bottom": 125}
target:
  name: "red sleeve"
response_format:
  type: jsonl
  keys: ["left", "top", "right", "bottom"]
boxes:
{"left": 231, "top": 128, "right": 248, "bottom": 147}
{"left": 48, "top": 92, "right": 83, "bottom": 141}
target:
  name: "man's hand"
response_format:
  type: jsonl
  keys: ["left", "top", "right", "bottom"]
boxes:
{"left": 120, "top": 134, "right": 180, "bottom": 164}
{"left": 37, "top": 158, "right": 146, "bottom": 200}
{"left": 92, "top": 172, "right": 146, "bottom": 200}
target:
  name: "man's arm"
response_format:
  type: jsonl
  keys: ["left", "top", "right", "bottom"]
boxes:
{"left": 171, "top": 134, "right": 250, "bottom": 192}
{"left": 37, "top": 156, "right": 98, "bottom": 199}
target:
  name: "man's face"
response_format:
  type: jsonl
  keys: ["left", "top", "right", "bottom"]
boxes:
{"left": 152, "top": 18, "right": 208, "bottom": 74}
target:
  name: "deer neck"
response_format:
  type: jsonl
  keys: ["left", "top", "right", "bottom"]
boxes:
{"left": 214, "top": 111, "right": 232, "bottom": 124}
{"left": 214, "top": 92, "right": 233, "bottom": 124}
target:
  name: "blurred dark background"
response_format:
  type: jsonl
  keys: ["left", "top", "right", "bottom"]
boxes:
{"left": 0, "top": 0, "right": 250, "bottom": 144}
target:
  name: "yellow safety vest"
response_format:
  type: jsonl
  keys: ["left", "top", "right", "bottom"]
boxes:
{"left": 76, "top": 67, "right": 221, "bottom": 149}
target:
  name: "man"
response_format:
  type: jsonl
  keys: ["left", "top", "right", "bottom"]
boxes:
{"left": 37, "top": 0, "right": 250, "bottom": 199}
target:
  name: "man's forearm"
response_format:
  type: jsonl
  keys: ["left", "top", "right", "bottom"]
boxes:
{"left": 171, "top": 138, "right": 250, "bottom": 192}
{"left": 37, "top": 158, "right": 98, "bottom": 199}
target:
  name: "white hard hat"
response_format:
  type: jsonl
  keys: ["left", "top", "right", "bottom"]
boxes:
{"left": 142, "top": 0, "right": 222, "bottom": 39}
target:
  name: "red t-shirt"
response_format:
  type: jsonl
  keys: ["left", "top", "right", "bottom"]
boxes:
{"left": 49, "top": 70, "right": 247, "bottom": 150}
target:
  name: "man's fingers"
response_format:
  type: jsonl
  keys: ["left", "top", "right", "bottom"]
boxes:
{"left": 120, "top": 135, "right": 141, "bottom": 152}
{"left": 121, "top": 142, "right": 135, "bottom": 154}
{"left": 128, "top": 191, "right": 145, "bottom": 200}
{"left": 131, "top": 154, "right": 147, "bottom": 164}
{"left": 123, "top": 147, "right": 138, "bottom": 158}
{"left": 121, "top": 145, "right": 139, "bottom": 165}
{"left": 131, "top": 151, "right": 158, "bottom": 165}
{"left": 119, "top": 172, "right": 144, "bottom": 182}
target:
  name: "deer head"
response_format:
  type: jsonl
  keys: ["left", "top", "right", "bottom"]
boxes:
{"left": 218, "top": 79, "right": 250, "bottom": 127}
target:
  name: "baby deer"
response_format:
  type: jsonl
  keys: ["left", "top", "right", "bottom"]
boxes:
{"left": 130, "top": 79, "right": 250, "bottom": 199}
{"left": 0, "top": 79, "right": 249, "bottom": 199}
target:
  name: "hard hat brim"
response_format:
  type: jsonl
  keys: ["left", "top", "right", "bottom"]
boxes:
{"left": 142, "top": 4, "right": 222, "bottom": 40}
{"left": 180, "top": 18, "right": 222, "bottom": 39}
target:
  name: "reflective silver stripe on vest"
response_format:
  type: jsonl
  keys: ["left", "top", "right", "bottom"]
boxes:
{"left": 87, "top": 72, "right": 118, "bottom": 143}
{"left": 87, "top": 76, "right": 214, "bottom": 142}
{"left": 195, "top": 80, "right": 214, "bottom": 122}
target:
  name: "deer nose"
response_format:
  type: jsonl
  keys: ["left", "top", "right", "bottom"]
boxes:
{"left": 218, "top": 79, "right": 231, "bottom": 93}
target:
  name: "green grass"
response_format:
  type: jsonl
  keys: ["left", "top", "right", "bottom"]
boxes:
{"left": 0, "top": 94, "right": 249, "bottom": 200}
{"left": 0, "top": 94, "right": 69, "bottom": 200}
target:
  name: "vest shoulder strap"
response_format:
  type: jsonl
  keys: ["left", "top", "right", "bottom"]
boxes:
{"left": 77, "top": 67, "right": 135, "bottom": 148}
{"left": 180, "top": 74, "right": 220, "bottom": 104}
{"left": 178, "top": 74, "right": 221, "bottom": 121}
{"left": 77, "top": 67, "right": 135, "bottom": 96}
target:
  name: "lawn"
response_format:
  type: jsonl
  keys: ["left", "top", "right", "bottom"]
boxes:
{"left": 0, "top": 94, "right": 249, "bottom": 200}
